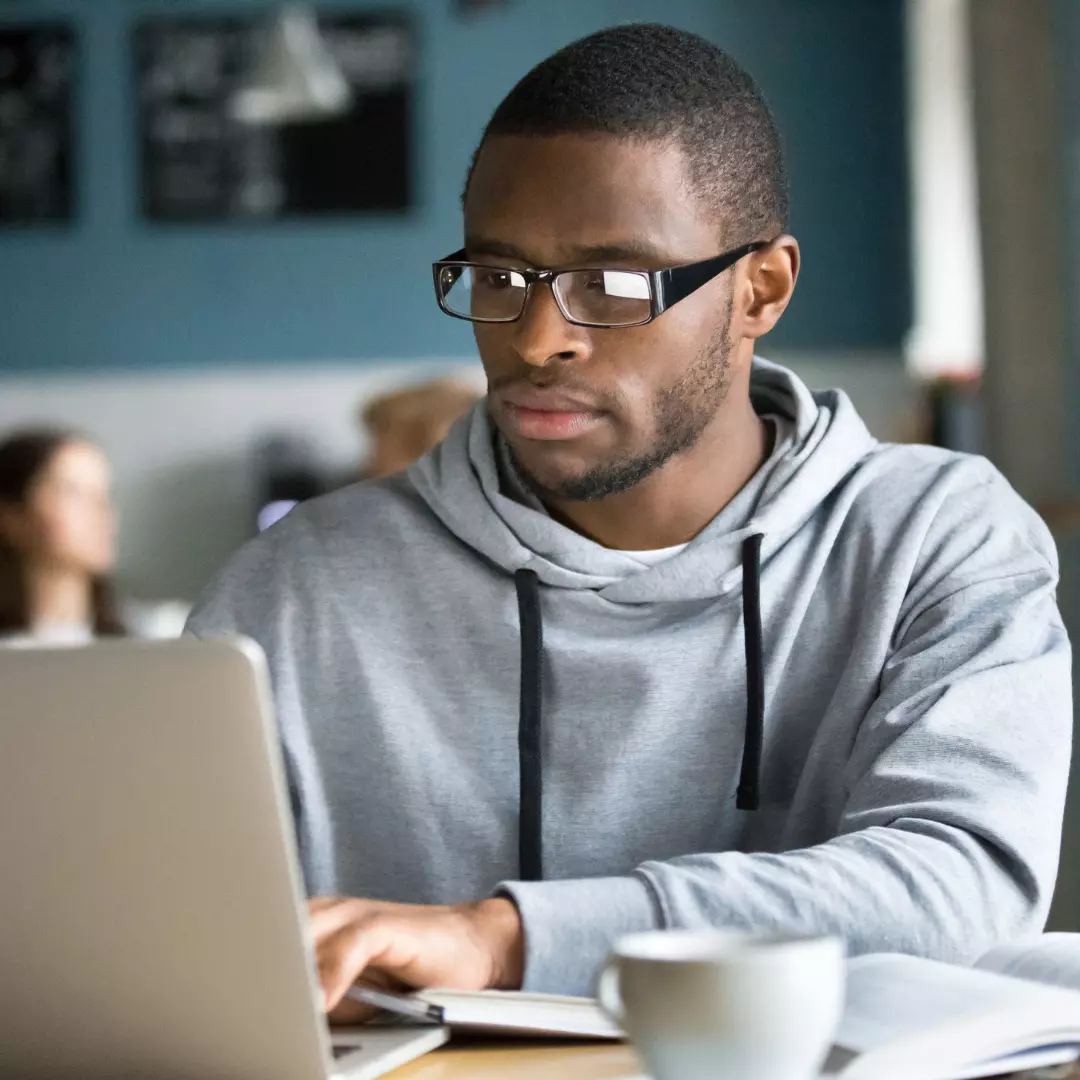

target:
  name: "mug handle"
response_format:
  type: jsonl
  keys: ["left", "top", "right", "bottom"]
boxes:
{"left": 596, "top": 958, "right": 626, "bottom": 1030}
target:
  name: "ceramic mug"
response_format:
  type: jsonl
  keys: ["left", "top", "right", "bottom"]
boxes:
{"left": 598, "top": 929, "right": 845, "bottom": 1080}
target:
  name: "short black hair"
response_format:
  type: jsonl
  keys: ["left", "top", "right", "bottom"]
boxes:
{"left": 465, "top": 23, "right": 789, "bottom": 239}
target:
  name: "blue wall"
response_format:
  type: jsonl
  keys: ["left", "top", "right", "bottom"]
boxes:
{"left": 0, "top": 0, "right": 909, "bottom": 374}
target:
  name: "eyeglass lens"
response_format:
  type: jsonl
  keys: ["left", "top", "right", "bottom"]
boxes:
{"left": 438, "top": 265, "right": 652, "bottom": 326}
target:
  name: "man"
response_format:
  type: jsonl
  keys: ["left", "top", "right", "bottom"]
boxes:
{"left": 189, "top": 24, "right": 1071, "bottom": 1015}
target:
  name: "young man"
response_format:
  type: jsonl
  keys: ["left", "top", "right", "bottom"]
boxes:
{"left": 189, "top": 25, "right": 1071, "bottom": 1014}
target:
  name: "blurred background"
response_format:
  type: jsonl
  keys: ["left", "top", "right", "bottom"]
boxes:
{"left": 1, "top": 0, "right": 1078, "bottom": 919}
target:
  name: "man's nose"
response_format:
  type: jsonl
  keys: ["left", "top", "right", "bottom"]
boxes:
{"left": 511, "top": 281, "right": 594, "bottom": 369}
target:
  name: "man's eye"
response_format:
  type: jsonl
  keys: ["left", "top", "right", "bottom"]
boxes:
{"left": 478, "top": 270, "right": 525, "bottom": 290}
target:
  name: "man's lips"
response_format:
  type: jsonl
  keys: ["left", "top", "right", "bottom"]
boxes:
{"left": 496, "top": 387, "right": 607, "bottom": 441}
{"left": 499, "top": 386, "right": 602, "bottom": 412}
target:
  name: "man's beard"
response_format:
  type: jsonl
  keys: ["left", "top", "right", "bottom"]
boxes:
{"left": 510, "top": 299, "right": 736, "bottom": 503}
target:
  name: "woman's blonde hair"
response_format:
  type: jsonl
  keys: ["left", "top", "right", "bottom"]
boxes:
{"left": 361, "top": 379, "right": 480, "bottom": 478}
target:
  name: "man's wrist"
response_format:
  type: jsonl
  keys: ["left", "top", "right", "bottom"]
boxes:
{"left": 465, "top": 896, "right": 525, "bottom": 990}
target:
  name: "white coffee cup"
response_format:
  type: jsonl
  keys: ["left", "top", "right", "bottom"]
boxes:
{"left": 598, "top": 930, "right": 844, "bottom": 1080}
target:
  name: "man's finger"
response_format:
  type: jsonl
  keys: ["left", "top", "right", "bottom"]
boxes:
{"left": 327, "top": 990, "right": 379, "bottom": 1025}
{"left": 317, "top": 918, "right": 390, "bottom": 1013}
{"left": 325, "top": 970, "right": 404, "bottom": 1024}
{"left": 309, "top": 897, "right": 369, "bottom": 943}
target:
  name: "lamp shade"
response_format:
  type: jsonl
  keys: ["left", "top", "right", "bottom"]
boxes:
{"left": 230, "top": 6, "right": 352, "bottom": 125}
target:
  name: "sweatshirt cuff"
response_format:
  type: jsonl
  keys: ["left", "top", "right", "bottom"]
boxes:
{"left": 497, "top": 874, "right": 662, "bottom": 996}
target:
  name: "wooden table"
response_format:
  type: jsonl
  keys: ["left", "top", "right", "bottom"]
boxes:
{"left": 387, "top": 1041, "right": 641, "bottom": 1080}
{"left": 385, "top": 1041, "right": 1080, "bottom": 1080}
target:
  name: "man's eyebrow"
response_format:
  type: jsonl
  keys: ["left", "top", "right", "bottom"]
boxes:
{"left": 463, "top": 237, "right": 534, "bottom": 262}
{"left": 464, "top": 235, "right": 669, "bottom": 266}
{"left": 565, "top": 240, "right": 669, "bottom": 264}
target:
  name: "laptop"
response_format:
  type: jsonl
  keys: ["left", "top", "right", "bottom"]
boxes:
{"left": 0, "top": 637, "right": 449, "bottom": 1080}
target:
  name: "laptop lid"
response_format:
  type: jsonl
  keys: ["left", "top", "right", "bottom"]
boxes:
{"left": 0, "top": 637, "right": 332, "bottom": 1080}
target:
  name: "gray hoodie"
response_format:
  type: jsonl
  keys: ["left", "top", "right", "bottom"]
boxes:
{"left": 187, "top": 358, "right": 1071, "bottom": 995}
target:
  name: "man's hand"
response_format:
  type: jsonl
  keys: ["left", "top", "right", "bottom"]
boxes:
{"left": 308, "top": 895, "right": 525, "bottom": 1022}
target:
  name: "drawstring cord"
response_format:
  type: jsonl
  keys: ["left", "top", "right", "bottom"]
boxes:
{"left": 736, "top": 534, "right": 765, "bottom": 810}
{"left": 513, "top": 535, "right": 767, "bottom": 877}
{"left": 514, "top": 568, "right": 544, "bottom": 880}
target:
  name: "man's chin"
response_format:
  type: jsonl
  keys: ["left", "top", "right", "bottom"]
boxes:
{"left": 509, "top": 451, "right": 595, "bottom": 503}
{"left": 508, "top": 433, "right": 685, "bottom": 502}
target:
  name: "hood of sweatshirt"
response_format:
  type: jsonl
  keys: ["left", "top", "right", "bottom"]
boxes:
{"left": 409, "top": 357, "right": 878, "bottom": 605}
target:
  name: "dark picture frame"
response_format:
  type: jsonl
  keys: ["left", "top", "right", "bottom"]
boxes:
{"left": 0, "top": 22, "right": 76, "bottom": 225}
{"left": 133, "top": 11, "right": 415, "bottom": 222}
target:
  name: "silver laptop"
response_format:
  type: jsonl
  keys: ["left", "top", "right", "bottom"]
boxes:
{"left": 0, "top": 637, "right": 449, "bottom": 1080}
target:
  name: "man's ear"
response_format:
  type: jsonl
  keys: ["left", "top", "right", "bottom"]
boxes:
{"left": 734, "top": 235, "right": 800, "bottom": 341}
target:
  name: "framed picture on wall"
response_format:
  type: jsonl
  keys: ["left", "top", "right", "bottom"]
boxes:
{"left": 0, "top": 22, "right": 76, "bottom": 225}
{"left": 133, "top": 10, "right": 414, "bottom": 222}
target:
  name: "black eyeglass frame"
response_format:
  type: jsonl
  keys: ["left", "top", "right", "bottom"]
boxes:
{"left": 431, "top": 240, "right": 771, "bottom": 329}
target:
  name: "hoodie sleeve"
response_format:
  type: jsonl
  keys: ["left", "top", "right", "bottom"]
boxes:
{"left": 502, "top": 465, "right": 1072, "bottom": 995}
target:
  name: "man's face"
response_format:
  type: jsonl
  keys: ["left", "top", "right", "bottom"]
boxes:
{"left": 464, "top": 133, "right": 742, "bottom": 502}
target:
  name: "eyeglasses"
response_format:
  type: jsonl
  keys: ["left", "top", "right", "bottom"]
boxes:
{"left": 432, "top": 240, "right": 769, "bottom": 329}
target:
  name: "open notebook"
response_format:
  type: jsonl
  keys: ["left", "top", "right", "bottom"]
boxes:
{"left": 826, "top": 938, "right": 1080, "bottom": 1080}
{"left": 368, "top": 935, "right": 1080, "bottom": 1080}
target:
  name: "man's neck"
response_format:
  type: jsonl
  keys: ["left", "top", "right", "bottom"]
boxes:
{"left": 543, "top": 397, "right": 771, "bottom": 551}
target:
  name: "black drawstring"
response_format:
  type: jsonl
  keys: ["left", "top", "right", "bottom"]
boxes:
{"left": 512, "top": 535, "right": 766, "bottom": 879}
{"left": 514, "top": 568, "right": 544, "bottom": 880}
{"left": 737, "top": 534, "right": 765, "bottom": 810}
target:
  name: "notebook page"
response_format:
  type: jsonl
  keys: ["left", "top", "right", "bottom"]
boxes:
{"left": 977, "top": 935, "right": 1080, "bottom": 992}
{"left": 838, "top": 954, "right": 1060, "bottom": 1052}
{"left": 836, "top": 956, "right": 1080, "bottom": 1080}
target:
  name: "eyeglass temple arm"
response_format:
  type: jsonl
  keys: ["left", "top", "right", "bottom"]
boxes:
{"left": 653, "top": 241, "right": 769, "bottom": 312}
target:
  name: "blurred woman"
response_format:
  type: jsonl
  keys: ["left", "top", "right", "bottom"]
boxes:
{"left": 0, "top": 429, "right": 124, "bottom": 646}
